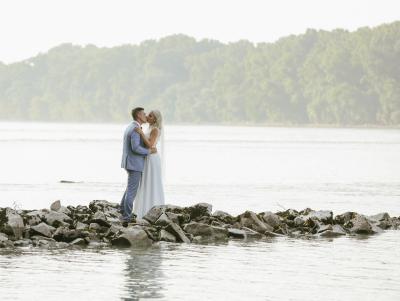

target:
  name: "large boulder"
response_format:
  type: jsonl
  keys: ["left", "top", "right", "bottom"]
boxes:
{"left": 1, "top": 209, "right": 25, "bottom": 240}
{"left": 89, "top": 211, "right": 111, "bottom": 227}
{"left": 183, "top": 222, "right": 228, "bottom": 241}
{"left": 346, "top": 215, "right": 380, "bottom": 235}
{"left": 30, "top": 222, "right": 55, "bottom": 238}
{"left": 111, "top": 225, "right": 153, "bottom": 247}
{"left": 238, "top": 211, "right": 273, "bottom": 233}
{"left": 45, "top": 211, "right": 72, "bottom": 227}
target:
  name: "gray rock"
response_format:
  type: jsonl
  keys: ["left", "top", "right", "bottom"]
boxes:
{"left": 70, "top": 238, "right": 86, "bottom": 246}
{"left": 185, "top": 203, "right": 212, "bottom": 220}
{"left": 111, "top": 225, "right": 153, "bottom": 247}
{"left": 238, "top": 211, "right": 273, "bottom": 233}
{"left": 227, "top": 228, "right": 246, "bottom": 239}
{"left": 241, "top": 227, "right": 264, "bottom": 239}
{"left": 165, "top": 212, "right": 181, "bottom": 224}
{"left": 368, "top": 212, "right": 390, "bottom": 222}
{"left": 50, "top": 200, "right": 61, "bottom": 211}
{"left": 30, "top": 222, "right": 55, "bottom": 238}
{"left": 318, "top": 225, "right": 347, "bottom": 237}
{"left": 45, "top": 211, "right": 72, "bottom": 227}
{"left": 334, "top": 212, "right": 359, "bottom": 225}
{"left": 0, "top": 233, "right": 8, "bottom": 242}
{"left": 57, "top": 206, "right": 71, "bottom": 216}
{"left": 261, "top": 212, "right": 281, "bottom": 229}
{"left": 165, "top": 222, "right": 190, "bottom": 243}
{"left": 264, "top": 231, "right": 285, "bottom": 238}
{"left": 14, "top": 239, "right": 31, "bottom": 247}
{"left": 90, "top": 211, "right": 110, "bottom": 227}
{"left": 307, "top": 210, "right": 333, "bottom": 224}
{"left": 348, "top": 216, "right": 376, "bottom": 234}
{"left": 89, "top": 223, "right": 102, "bottom": 231}
{"left": 25, "top": 210, "right": 46, "bottom": 226}
{"left": 159, "top": 229, "right": 177, "bottom": 242}
{"left": 143, "top": 206, "right": 165, "bottom": 224}
{"left": 75, "top": 221, "right": 88, "bottom": 231}
{"left": 53, "top": 227, "right": 85, "bottom": 242}
{"left": 212, "top": 210, "right": 234, "bottom": 224}
{"left": 3, "top": 210, "right": 25, "bottom": 240}
{"left": 183, "top": 222, "right": 228, "bottom": 241}
{"left": 155, "top": 213, "right": 171, "bottom": 227}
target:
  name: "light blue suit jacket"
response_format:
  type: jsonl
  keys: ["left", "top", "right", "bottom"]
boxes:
{"left": 121, "top": 121, "right": 149, "bottom": 172}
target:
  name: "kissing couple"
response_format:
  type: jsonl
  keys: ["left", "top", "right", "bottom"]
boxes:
{"left": 119, "top": 107, "right": 165, "bottom": 227}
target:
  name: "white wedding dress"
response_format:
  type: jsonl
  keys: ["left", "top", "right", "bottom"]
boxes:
{"left": 133, "top": 128, "right": 165, "bottom": 219}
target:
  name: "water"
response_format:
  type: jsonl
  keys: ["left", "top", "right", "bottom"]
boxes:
{"left": 0, "top": 122, "right": 400, "bottom": 300}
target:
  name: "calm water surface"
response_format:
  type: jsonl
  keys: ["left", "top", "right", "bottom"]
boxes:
{"left": 0, "top": 122, "right": 399, "bottom": 300}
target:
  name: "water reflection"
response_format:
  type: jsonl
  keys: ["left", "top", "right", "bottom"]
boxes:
{"left": 120, "top": 246, "right": 164, "bottom": 300}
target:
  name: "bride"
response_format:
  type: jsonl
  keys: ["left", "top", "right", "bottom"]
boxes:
{"left": 133, "top": 110, "right": 165, "bottom": 219}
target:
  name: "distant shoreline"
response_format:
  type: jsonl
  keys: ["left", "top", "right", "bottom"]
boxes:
{"left": 0, "top": 120, "right": 399, "bottom": 130}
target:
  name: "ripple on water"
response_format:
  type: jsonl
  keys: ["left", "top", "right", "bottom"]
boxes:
{"left": 0, "top": 233, "right": 400, "bottom": 300}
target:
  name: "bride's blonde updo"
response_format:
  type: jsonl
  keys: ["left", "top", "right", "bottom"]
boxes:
{"left": 150, "top": 110, "right": 163, "bottom": 130}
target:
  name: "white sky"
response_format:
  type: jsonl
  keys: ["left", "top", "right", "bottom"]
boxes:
{"left": 0, "top": 0, "right": 399, "bottom": 63}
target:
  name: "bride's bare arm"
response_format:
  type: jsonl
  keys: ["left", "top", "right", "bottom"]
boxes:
{"left": 134, "top": 127, "right": 159, "bottom": 149}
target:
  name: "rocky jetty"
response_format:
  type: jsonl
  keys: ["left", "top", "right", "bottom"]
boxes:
{"left": 0, "top": 201, "right": 399, "bottom": 249}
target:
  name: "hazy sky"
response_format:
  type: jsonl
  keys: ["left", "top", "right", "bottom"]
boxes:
{"left": 1, "top": 0, "right": 399, "bottom": 63}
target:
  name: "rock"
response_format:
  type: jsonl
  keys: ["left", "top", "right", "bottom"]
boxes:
{"left": 260, "top": 212, "right": 281, "bottom": 229}
{"left": 238, "top": 211, "right": 273, "bottom": 233}
{"left": 135, "top": 218, "right": 151, "bottom": 226}
{"left": 347, "top": 216, "right": 376, "bottom": 234}
{"left": 368, "top": 212, "right": 390, "bottom": 222}
{"left": 14, "top": 239, "right": 31, "bottom": 247}
{"left": 276, "top": 209, "right": 299, "bottom": 220}
{"left": 2, "top": 210, "right": 25, "bottom": 240}
{"left": 45, "top": 211, "right": 72, "bottom": 227}
{"left": 334, "top": 212, "right": 359, "bottom": 225}
{"left": 185, "top": 203, "right": 212, "bottom": 220}
{"left": 111, "top": 225, "right": 153, "bottom": 247}
{"left": 53, "top": 227, "right": 86, "bottom": 242}
{"left": 307, "top": 210, "right": 333, "bottom": 224}
{"left": 89, "top": 200, "right": 119, "bottom": 213}
{"left": 89, "top": 223, "right": 102, "bottom": 231}
{"left": 165, "top": 212, "right": 181, "bottom": 224}
{"left": 318, "top": 225, "right": 347, "bottom": 237}
{"left": 50, "top": 200, "right": 61, "bottom": 211}
{"left": 70, "top": 238, "right": 86, "bottom": 246}
{"left": 165, "top": 222, "right": 190, "bottom": 243}
{"left": 212, "top": 210, "right": 234, "bottom": 224}
{"left": 75, "top": 221, "right": 88, "bottom": 231}
{"left": 30, "top": 222, "right": 55, "bottom": 238}
{"left": 155, "top": 213, "right": 172, "bottom": 227}
{"left": 143, "top": 206, "right": 165, "bottom": 224}
{"left": 57, "top": 206, "right": 72, "bottom": 216}
{"left": 90, "top": 211, "right": 110, "bottom": 227}
{"left": 0, "top": 233, "right": 8, "bottom": 242}
{"left": 159, "top": 229, "right": 177, "bottom": 242}
{"left": 227, "top": 228, "right": 246, "bottom": 239}
{"left": 264, "top": 231, "right": 286, "bottom": 238}
{"left": 183, "top": 222, "right": 228, "bottom": 241}
{"left": 241, "top": 227, "right": 264, "bottom": 239}
{"left": 24, "top": 210, "right": 46, "bottom": 226}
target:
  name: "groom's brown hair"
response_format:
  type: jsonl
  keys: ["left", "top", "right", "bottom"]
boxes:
{"left": 131, "top": 107, "right": 144, "bottom": 120}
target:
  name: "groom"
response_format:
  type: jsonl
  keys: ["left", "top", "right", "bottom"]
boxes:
{"left": 120, "top": 107, "right": 156, "bottom": 226}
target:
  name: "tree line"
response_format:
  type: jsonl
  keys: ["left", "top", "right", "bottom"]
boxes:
{"left": 0, "top": 21, "right": 399, "bottom": 125}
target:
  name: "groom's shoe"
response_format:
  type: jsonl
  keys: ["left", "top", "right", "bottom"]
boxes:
{"left": 122, "top": 221, "right": 129, "bottom": 227}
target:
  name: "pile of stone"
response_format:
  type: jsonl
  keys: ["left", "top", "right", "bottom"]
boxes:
{"left": 0, "top": 200, "right": 399, "bottom": 249}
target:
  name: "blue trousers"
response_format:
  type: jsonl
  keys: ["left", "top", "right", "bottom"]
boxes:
{"left": 120, "top": 169, "right": 142, "bottom": 222}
